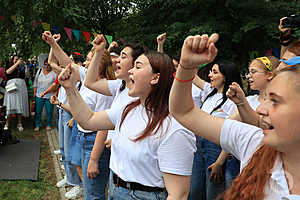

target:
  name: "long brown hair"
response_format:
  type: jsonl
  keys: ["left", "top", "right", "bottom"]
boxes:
{"left": 119, "top": 51, "right": 176, "bottom": 141}
{"left": 99, "top": 50, "right": 115, "bottom": 80}
{"left": 221, "top": 65, "right": 300, "bottom": 200}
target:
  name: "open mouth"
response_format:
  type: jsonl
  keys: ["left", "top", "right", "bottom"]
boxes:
{"left": 259, "top": 116, "right": 274, "bottom": 130}
{"left": 129, "top": 75, "right": 135, "bottom": 84}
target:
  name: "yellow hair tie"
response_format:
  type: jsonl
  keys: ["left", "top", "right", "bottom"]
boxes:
{"left": 257, "top": 57, "right": 272, "bottom": 71}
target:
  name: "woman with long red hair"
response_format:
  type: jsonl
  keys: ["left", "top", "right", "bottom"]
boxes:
{"left": 57, "top": 36, "right": 196, "bottom": 200}
{"left": 170, "top": 34, "right": 300, "bottom": 199}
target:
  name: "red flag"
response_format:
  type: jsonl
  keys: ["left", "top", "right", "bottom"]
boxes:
{"left": 82, "top": 31, "right": 91, "bottom": 44}
{"left": 33, "top": 21, "right": 41, "bottom": 28}
{"left": 64, "top": 27, "right": 72, "bottom": 41}
{"left": 120, "top": 37, "right": 125, "bottom": 45}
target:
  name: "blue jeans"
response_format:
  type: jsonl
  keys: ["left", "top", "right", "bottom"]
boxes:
{"left": 80, "top": 131, "right": 110, "bottom": 200}
{"left": 58, "top": 108, "right": 81, "bottom": 186}
{"left": 225, "top": 156, "right": 240, "bottom": 189}
{"left": 109, "top": 184, "right": 168, "bottom": 200}
{"left": 69, "top": 121, "right": 82, "bottom": 166}
{"left": 189, "top": 137, "right": 225, "bottom": 200}
{"left": 35, "top": 97, "right": 54, "bottom": 127}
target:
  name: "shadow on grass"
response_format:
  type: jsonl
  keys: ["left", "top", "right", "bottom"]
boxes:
{"left": 0, "top": 116, "right": 60, "bottom": 200}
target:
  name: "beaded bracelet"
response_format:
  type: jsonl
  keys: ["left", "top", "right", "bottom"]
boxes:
{"left": 173, "top": 72, "right": 195, "bottom": 83}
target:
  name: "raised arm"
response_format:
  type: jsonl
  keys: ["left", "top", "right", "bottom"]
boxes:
{"left": 157, "top": 32, "right": 166, "bottom": 53}
{"left": 226, "top": 82, "right": 260, "bottom": 126}
{"left": 6, "top": 58, "right": 22, "bottom": 74}
{"left": 84, "top": 35, "right": 112, "bottom": 96}
{"left": 42, "top": 32, "right": 72, "bottom": 67}
{"left": 59, "top": 64, "right": 114, "bottom": 131}
{"left": 193, "top": 74, "right": 207, "bottom": 90}
{"left": 169, "top": 34, "right": 223, "bottom": 144}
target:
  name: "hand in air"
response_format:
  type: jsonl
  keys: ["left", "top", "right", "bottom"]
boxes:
{"left": 226, "top": 82, "right": 247, "bottom": 105}
{"left": 180, "top": 33, "right": 219, "bottom": 69}
{"left": 93, "top": 35, "right": 107, "bottom": 53}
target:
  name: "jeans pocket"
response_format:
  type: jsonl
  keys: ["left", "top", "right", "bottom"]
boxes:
{"left": 154, "top": 191, "right": 167, "bottom": 200}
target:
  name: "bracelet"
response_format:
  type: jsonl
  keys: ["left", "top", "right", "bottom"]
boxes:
{"left": 173, "top": 72, "right": 195, "bottom": 83}
{"left": 58, "top": 102, "right": 62, "bottom": 107}
{"left": 179, "top": 63, "right": 198, "bottom": 70}
{"left": 236, "top": 101, "right": 247, "bottom": 106}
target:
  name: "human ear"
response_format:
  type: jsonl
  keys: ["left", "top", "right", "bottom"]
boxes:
{"left": 150, "top": 73, "right": 160, "bottom": 85}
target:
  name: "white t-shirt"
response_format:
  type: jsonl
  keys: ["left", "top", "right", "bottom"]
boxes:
{"left": 220, "top": 119, "right": 300, "bottom": 200}
{"left": 201, "top": 82, "right": 237, "bottom": 118}
{"left": 58, "top": 66, "right": 86, "bottom": 105}
{"left": 106, "top": 104, "right": 197, "bottom": 188}
{"left": 246, "top": 94, "right": 261, "bottom": 111}
{"left": 192, "top": 84, "right": 203, "bottom": 108}
{"left": 77, "top": 80, "right": 114, "bottom": 132}
{"left": 106, "top": 79, "right": 137, "bottom": 140}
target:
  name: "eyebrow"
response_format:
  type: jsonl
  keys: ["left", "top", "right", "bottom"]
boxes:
{"left": 269, "top": 92, "right": 284, "bottom": 101}
{"left": 121, "top": 52, "right": 127, "bottom": 56}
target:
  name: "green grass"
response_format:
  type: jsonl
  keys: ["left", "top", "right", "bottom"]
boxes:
{"left": 0, "top": 116, "right": 60, "bottom": 200}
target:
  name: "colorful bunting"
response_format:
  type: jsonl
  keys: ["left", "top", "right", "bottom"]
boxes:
{"left": 41, "top": 22, "right": 50, "bottom": 31}
{"left": 64, "top": 27, "right": 72, "bottom": 41}
{"left": 6, "top": 15, "right": 116, "bottom": 45}
{"left": 82, "top": 31, "right": 91, "bottom": 44}
{"left": 54, "top": 25, "right": 60, "bottom": 34}
{"left": 72, "top": 29, "right": 80, "bottom": 41}
{"left": 10, "top": 15, "right": 16, "bottom": 23}
{"left": 105, "top": 35, "right": 113, "bottom": 45}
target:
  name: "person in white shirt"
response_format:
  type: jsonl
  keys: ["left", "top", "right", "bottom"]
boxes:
{"left": 209, "top": 55, "right": 280, "bottom": 190}
{"left": 169, "top": 34, "right": 300, "bottom": 200}
{"left": 58, "top": 35, "right": 197, "bottom": 200}
{"left": 189, "top": 59, "right": 243, "bottom": 200}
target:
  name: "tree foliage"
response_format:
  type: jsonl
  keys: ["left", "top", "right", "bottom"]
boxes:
{"left": 0, "top": 0, "right": 299, "bottom": 71}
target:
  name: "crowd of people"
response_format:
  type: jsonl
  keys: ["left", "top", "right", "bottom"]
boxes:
{"left": 1, "top": 16, "right": 300, "bottom": 200}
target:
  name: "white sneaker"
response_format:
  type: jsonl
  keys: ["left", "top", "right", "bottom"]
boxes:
{"left": 53, "top": 149, "right": 61, "bottom": 155}
{"left": 65, "top": 185, "right": 83, "bottom": 199}
{"left": 56, "top": 177, "right": 67, "bottom": 188}
{"left": 4, "top": 124, "right": 8, "bottom": 130}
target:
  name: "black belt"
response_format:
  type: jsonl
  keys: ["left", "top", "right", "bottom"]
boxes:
{"left": 113, "top": 173, "right": 165, "bottom": 192}
{"left": 82, "top": 131, "right": 97, "bottom": 136}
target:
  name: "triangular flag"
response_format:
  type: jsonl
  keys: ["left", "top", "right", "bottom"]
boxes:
{"left": 120, "top": 37, "right": 125, "bottom": 45}
{"left": 64, "top": 27, "right": 72, "bottom": 41}
{"left": 41, "top": 22, "right": 50, "bottom": 31}
{"left": 54, "top": 25, "right": 60, "bottom": 34}
{"left": 33, "top": 21, "right": 41, "bottom": 28}
{"left": 10, "top": 15, "right": 16, "bottom": 23}
{"left": 82, "top": 31, "right": 91, "bottom": 44}
{"left": 0, "top": 16, "right": 3, "bottom": 22}
{"left": 72, "top": 29, "right": 80, "bottom": 41}
{"left": 105, "top": 35, "right": 113, "bottom": 45}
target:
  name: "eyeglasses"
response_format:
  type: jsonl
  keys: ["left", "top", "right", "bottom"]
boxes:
{"left": 245, "top": 71, "right": 265, "bottom": 77}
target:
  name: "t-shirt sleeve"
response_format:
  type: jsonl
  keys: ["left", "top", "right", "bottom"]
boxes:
{"left": 220, "top": 119, "right": 264, "bottom": 161}
{"left": 158, "top": 129, "right": 196, "bottom": 176}
{"left": 105, "top": 104, "right": 122, "bottom": 127}
{"left": 108, "top": 79, "right": 122, "bottom": 97}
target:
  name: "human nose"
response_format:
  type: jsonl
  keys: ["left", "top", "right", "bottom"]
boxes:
{"left": 256, "top": 99, "right": 269, "bottom": 117}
